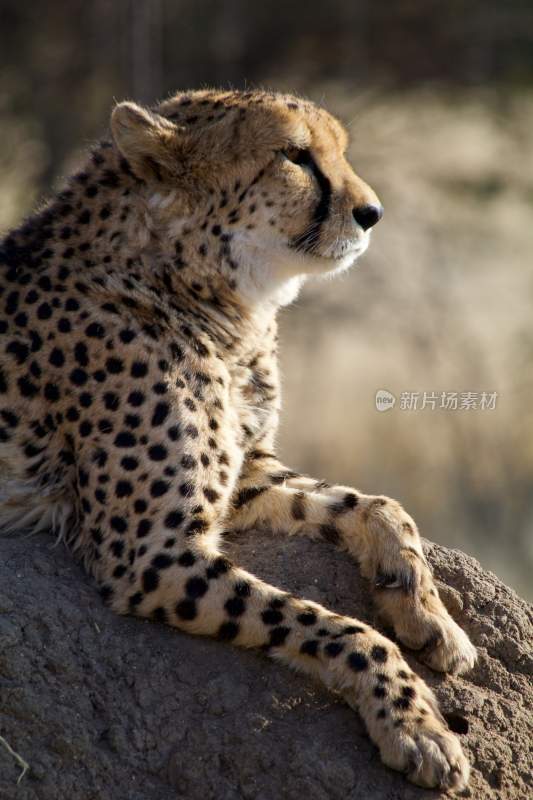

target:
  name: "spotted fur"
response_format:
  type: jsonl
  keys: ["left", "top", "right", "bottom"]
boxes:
{"left": 0, "top": 89, "right": 476, "bottom": 790}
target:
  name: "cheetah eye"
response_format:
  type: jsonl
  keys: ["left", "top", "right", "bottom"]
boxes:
{"left": 281, "top": 147, "right": 313, "bottom": 167}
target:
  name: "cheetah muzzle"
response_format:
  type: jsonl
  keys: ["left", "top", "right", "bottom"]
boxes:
{"left": 0, "top": 88, "right": 475, "bottom": 791}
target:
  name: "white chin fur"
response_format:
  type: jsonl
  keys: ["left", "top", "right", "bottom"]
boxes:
{"left": 230, "top": 232, "right": 368, "bottom": 307}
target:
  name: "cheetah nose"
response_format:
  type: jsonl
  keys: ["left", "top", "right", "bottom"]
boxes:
{"left": 353, "top": 203, "right": 383, "bottom": 231}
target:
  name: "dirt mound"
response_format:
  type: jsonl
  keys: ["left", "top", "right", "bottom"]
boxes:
{"left": 0, "top": 530, "right": 531, "bottom": 799}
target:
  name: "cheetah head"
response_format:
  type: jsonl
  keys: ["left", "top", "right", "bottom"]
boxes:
{"left": 111, "top": 89, "right": 382, "bottom": 305}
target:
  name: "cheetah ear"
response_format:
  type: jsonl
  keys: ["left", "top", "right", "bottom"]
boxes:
{"left": 111, "top": 101, "right": 178, "bottom": 182}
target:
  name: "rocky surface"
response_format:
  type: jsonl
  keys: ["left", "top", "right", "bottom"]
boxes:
{"left": 0, "top": 529, "right": 531, "bottom": 800}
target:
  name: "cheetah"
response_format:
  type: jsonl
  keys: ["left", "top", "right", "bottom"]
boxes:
{"left": 0, "top": 89, "right": 476, "bottom": 790}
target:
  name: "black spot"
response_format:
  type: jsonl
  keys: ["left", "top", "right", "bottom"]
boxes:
{"left": 148, "top": 444, "right": 168, "bottom": 461}
{"left": 393, "top": 697, "right": 411, "bottom": 711}
{"left": 1, "top": 410, "right": 18, "bottom": 428}
{"left": 297, "top": 611, "right": 317, "bottom": 626}
{"left": 131, "top": 361, "right": 148, "bottom": 378}
{"left": 152, "top": 553, "right": 173, "bottom": 569}
{"left": 152, "top": 607, "right": 167, "bottom": 624}
{"left": 152, "top": 402, "right": 170, "bottom": 426}
{"left": 178, "top": 550, "right": 195, "bottom": 567}
{"left": 137, "top": 519, "right": 152, "bottom": 538}
{"left": 206, "top": 556, "right": 231, "bottom": 579}
{"left": 325, "top": 642, "right": 344, "bottom": 657}
{"left": 44, "top": 383, "right": 60, "bottom": 402}
{"left": 6, "top": 341, "right": 29, "bottom": 364}
{"left": 113, "top": 565, "right": 127, "bottom": 579}
{"left": 17, "top": 375, "right": 39, "bottom": 398}
{"left": 165, "top": 510, "right": 184, "bottom": 528}
{"left": 185, "top": 518, "right": 207, "bottom": 535}
{"left": 291, "top": 492, "right": 306, "bottom": 520}
{"left": 261, "top": 608, "right": 283, "bottom": 625}
{"left": 234, "top": 485, "right": 268, "bottom": 508}
{"left": 110, "top": 540, "right": 125, "bottom": 558}
{"left": 225, "top": 597, "right": 246, "bottom": 617}
{"left": 134, "top": 499, "right": 147, "bottom": 514}
{"left": 79, "top": 420, "right": 93, "bottom": 437}
{"left": 371, "top": 645, "right": 388, "bottom": 664}
{"left": 185, "top": 423, "right": 199, "bottom": 439}
{"left": 180, "top": 482, "right": 195, "bottom": 498}
{"left": 218, "top": 621, "right": 239, "bottom": 640}
{"left": 176, "top": 599, "right": 197, "bottom": 620}
{"left": 344, "top": 492, "right": 358, "bottom": 509}
{"left": 37, "top": 302, "right": 52, "bottom": 320}
{"left": 80, "top": 392, "right": 93, "bottom": 408}
{"left": 106, "top": 357, "right": 124, "bottom": 374}
{"left": 129, "top": 592, "right": 143, "bottom": 610}
{"left": 69, "top": 368, "right": 88, "bottom": 386}
{"left": 127, "top": 390, "right": 145, "bottom": 407}
{"left": 110, "top": 516, "right": 128, "bottom": 534}
{"left": 267, "top": 626, "right": 290, "bottom": 648}
{"left": 86, "top": 322, "right": 105, "bottom": 338}
{"left": 116, "top": 480, "right": 133, "bottom": 498}
{"left": 185, "top": 576, "right": 209, "bottom": 598}
{"left": 119, "top": 328, "right": 136, "bottom": 344}
{"left": 114, "top": 431, "right": 136, "bottom": 448}
{"left": 348, "top": 652, "right": 369, "bottom": 672}
{"left": 74, "top": 342, "right": 89, "bottom": 366}
{"left": 150, "top": 480, "right": 169, "bottom": 498}
{"left": 234, "top": 580, "right": 251, "bottom": 597}
{"left": 319, "top": 524, "right": 340, "bottom": 545}
{"left": 167, "top": 425, "right": 181, "bottom": 441}
{"left": 142, "top": 568, "right": 160, "bottom": 593}
{"left": 300, "top": 640, "right": 319, "bottom": 656}
{"left": 374, "top": 686, "right": 387, "bottom": 699}
{"left": 341, "top": 625, "right": 366, "bottom": 636}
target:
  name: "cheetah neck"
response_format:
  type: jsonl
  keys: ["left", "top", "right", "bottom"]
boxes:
{"left": 2, "top": 141, "right": 291, "bottom": 358}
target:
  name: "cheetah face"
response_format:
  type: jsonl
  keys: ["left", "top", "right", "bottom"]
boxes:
{"left": 260, "top": 141, "right": 382, "bottom": 277}
{"left": 111, "top": 90, "right": 382, "bottom": 302}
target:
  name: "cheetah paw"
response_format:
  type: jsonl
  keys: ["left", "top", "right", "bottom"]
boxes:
{"left": 416, "top": 612, "right": 477, "bottom": 675}
{"left": 376, "top": 711, "right": 470, "bottom": 790}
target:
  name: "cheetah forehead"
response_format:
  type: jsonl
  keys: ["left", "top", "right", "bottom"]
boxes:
{"left": 111, "top": 89, "right": 348, "bottom": 187}
{"left": 157, "top": 88, "right": 347, "bottom": 146}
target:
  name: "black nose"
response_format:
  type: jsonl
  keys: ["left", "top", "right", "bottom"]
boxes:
{"left": 353, "top": 203, "right": 383, "bottom": 231}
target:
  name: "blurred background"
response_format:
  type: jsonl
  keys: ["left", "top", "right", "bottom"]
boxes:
{"left": 1, "top": 1, "right": 532, "bottom": 598}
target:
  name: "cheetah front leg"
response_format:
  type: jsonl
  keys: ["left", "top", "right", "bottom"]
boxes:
{"left": 101, "top": 538, "right": 470, "bottom": 791}
{"left": 226, "top": 455, "right": 477, "bottom": 675}
{"left": 74, "top": 425, "right": 470, "bottom": 790}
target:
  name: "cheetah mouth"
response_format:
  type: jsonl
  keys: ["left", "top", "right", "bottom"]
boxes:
{"left": 291, "top": 239, "right": 369, "bottom": 266}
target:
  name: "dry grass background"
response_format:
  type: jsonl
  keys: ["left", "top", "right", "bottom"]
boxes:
{"left": 1, "top": 85, "right": 531, "bottom": 598}
{"left": 277, "top": 87, "right": 533, "bottom": 599}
